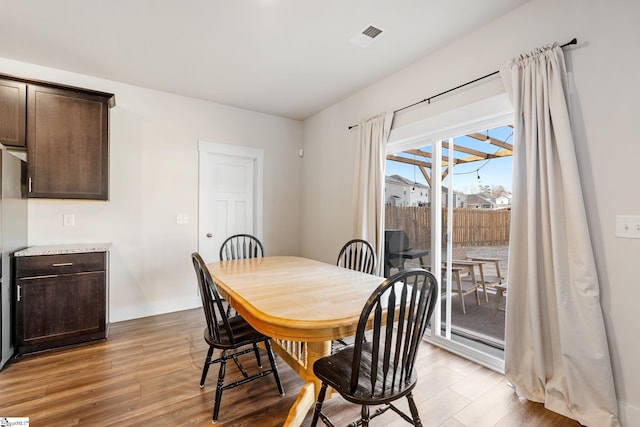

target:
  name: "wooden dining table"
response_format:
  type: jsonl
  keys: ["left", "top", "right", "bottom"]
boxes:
{"left": 205, "top": 255, "right": 385, "bottom": 426}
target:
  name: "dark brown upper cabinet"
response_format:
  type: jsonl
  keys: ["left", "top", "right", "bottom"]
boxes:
{"left": 27, "top": 84, "right": 112, "bottom": 200}
{"left": 0, "top": 74, "right": 115, "bottom": 200}
{"left": 0, "top": 78, "right": 27, "bottom": 148}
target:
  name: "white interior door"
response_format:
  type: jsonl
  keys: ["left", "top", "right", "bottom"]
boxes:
{"left": 198, "top": 141, "right": 264, "bottom": 262}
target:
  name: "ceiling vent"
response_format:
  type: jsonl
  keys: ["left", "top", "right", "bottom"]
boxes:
{"left": 349, "top": 24, "right": 384, "bottom": 48}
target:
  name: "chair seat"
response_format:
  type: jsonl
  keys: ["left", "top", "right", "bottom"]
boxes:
{"left": 311, "top": 269, "right": 437, "bottom": 427}
{"left": 441, "top": 279, "right": 478, "bottom": 295}
{"left": 391, "top": 248, "right": 429, "bottom": 259}
{"left": 204, "top": 315, "right": 267, "bottom": 349}
{"left": 461, "top": 274, "right": 502, "bottom": 285}
{"left": 313, "top": 343, "right": 417, "bottom": 405}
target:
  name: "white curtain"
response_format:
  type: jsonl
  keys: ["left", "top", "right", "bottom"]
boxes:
{"left": 501, "top": 44, "right": 620, "bottom": 426}
{"left": 353, "top": 112, "right": 394, "bottom": 276}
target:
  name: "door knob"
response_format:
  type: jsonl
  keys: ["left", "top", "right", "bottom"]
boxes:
{"left": 206, "top": 233, "right": 212, "bottom": 238}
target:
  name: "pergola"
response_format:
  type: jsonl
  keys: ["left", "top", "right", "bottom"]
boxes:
{"left": 385, "top": 129, "right": 514, "bottom": 187}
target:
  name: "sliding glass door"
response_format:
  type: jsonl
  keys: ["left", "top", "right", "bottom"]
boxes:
{"left": 427, "top": 132, "right": 507, "bottom": 372}
{"left": 384, "top": 100, "right": 512, "bottom": 371}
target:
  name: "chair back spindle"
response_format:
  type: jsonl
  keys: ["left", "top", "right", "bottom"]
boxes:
{"left": 350, "top": 269, "right": 437, "bottom": 396}
{"left": 336, "top": 239, "right": 376, "bottom": 274}
{"left": 192, "top": 253, "right": 235, "bottom": 345}
{"left": 219, "top": 234, "right": 264, "bottom": 260}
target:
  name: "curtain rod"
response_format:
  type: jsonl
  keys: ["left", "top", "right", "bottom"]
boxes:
{"left": 348, "top": 38, "right": 578, "bottom": 130}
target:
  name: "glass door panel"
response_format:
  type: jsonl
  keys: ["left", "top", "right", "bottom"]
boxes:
{"left": 384, "top": 121, "right": 512, "bottom": 373}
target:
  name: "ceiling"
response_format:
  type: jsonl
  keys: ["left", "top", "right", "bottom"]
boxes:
{"left": 0, "top": 0, "right": 529, "bottom": 121}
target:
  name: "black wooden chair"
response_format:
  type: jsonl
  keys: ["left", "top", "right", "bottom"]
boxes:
{"left": 311, "top": 268, "right": 438, "bottom": 427}
{"left": 336, "top": 239, "right": 377, "bottom": 275}
{"left": 191, "top": 252, "right": 284, "bottom": 422}
{"left": 333, "top": 239, "right": 377, "bottom": 352}
{"left": 219, "top": 233, "right": 264, "bottom": 316}
{"left": 219, "top": 233, "right": 264, "bottom": 260}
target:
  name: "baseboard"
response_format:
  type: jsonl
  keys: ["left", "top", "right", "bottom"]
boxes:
{"left": 619, "top": 400, "right": 640, "bottom": 426}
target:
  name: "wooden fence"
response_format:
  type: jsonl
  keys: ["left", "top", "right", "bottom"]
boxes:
{"left": 385, "top": 206, "right": 510, "bottom": 249}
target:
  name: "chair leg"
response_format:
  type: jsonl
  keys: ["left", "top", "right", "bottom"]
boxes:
{"left": 454, "top": 273, "right": 467, "bottom": 314}
{"left": 224, "top": 300, "right": 233, "bottom": 317}
{"left": 494, "top": 287, "right": 505, "bottom": 322}
{"left": 253, "top": 343, "right": 262, "bottom": 367}
{"left": 458, "top": 290, "right": 466, "bottom": 314}
{"left": 478, "top": 266, "right": 489, "bottom": 303}
{"left": 311, "top": 382, "right": 329, "bottom": 427}
{"left": 361, "top": 404, "right": 370, "bottom": 427}
{"left": 406, "top": 392, "right": 423, "bottom": 426}
{"left": 265, "top": 340, "right": 284, "bottom": 395}
{"left": 200, "top": 346, "right": 214, "bottom": 387}
{"left": 212, "top": 350, "right": 228, "bottom": 422}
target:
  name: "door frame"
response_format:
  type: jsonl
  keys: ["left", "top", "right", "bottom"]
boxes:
{"left": 197, "top": 140, "right": 264, "bottom": 257}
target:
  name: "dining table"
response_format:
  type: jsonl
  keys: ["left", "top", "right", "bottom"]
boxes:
{"left": 205, "top": 255, "right": 385, "bottom": 427}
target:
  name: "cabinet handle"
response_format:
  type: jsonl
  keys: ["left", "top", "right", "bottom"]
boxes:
{"left": 52, "top": 262, "right": 74, "bottom": 267}
{"left": 28, "top": 177, "right": 32, "bottom": 193}
{"left": 17, "top": 285, "right": 21, "bottom": 302}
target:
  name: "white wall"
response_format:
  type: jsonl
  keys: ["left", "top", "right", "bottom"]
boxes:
{"left": 0, "top": 57, "right": 303, "bottom": 322}
{"left": 300, "top": 0, "right": 640, "bottom": 423}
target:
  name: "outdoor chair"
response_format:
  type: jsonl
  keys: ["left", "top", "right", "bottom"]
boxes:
{"left": 426, "top": 264, "right": 480, "bottom": 314}
{"left": 452, "top": 247, "right": 504, "bottom": 302}
{"left": 311, "top": 268, "right": 438, "bottom": 427}
{"left": 494, "top": 282, "right": 508, "bottom": 321}
{"left": 191, "top": 252, "right": 284, "bottom": 422}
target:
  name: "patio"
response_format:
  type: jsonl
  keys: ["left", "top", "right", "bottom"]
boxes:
{"left": 402, "top": 245, "right": 508, "bottom": 350}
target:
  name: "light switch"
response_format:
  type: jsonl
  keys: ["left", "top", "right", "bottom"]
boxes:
{"left": 176, "top": 214, "right": 189, "bottom": 225}
{"left": 616, "top": 215, "right": 640, "bottom": 239}
{"left": 63, "top": 214, "right": 75, "bottom": 226}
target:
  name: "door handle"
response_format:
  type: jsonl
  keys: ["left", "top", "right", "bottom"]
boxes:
{"left": 206, "top": 233, "right": 212, "bottom": 238}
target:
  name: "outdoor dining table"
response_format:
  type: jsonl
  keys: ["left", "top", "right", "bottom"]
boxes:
{"left": 205, "top": 255, "right": 385, "bottom": 426}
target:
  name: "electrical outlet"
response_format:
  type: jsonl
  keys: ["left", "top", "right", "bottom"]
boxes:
{"left": 615, "top": 215, "right": 640, "bottom": 239}
{"left": 63, "top": 214, "right": 75, "bottom": 226}
{"left": 176, "top": 213, "right": 189, "bottom": 225}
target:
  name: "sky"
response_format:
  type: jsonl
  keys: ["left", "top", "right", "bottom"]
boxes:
{"left": 385, "top": 125, "right": 513, "bottom": 194}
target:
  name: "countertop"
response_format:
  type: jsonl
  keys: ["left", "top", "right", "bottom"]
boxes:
{"left": 15, "top": 243, "right": 112, "bottom": 257}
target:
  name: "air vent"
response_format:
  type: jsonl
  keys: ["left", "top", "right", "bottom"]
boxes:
{"left": 349, "top": 24, "right": 384, "bottom": 48}
{"left": 362, "top": 25, "right": 382, "bottom": 39}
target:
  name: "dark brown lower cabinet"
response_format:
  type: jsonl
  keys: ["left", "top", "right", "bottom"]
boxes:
{"left": 15, "top": 252, "right": 108, "bottom": 355}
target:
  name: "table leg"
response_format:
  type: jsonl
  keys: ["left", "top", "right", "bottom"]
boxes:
{"left": 285, "top": 382, "right": 316, "bottom": 426}
{"left": 273, "top": 340, "right": 332, "bottom": 427}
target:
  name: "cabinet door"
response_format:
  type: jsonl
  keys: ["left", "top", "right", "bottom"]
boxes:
{"left": 27, "top": 84, "right": 109, "bottom": 200}
{"left": 16, "top": 272, "right": 106, "bottom": 350}
{"left": 0, "top": 79, "right": 27, "bottom": 148}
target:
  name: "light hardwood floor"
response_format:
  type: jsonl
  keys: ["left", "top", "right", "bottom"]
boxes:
{"left": 0, "top": 309, "right": 579, "bottom": 426}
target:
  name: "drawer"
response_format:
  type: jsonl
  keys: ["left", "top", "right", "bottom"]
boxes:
{"left": 17, "top": 252, "right": 106, "bottom": 278}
